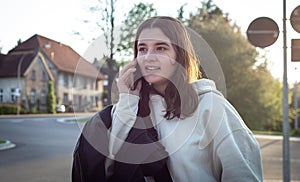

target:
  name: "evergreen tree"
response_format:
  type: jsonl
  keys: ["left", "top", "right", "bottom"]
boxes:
{"left": 47, "top": 80, "right": 56, "bottom": 114}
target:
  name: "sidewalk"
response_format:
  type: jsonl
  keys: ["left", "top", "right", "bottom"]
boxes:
{"left": 0, "top": 112, "right": 95, "bottom": 119}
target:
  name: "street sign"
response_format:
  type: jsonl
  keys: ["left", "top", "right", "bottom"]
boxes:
{"left": 246, "top": 17, "right": 279, "bottom": 48}
{"left": 292, "top": 39, "right": 300, "bottom": 62}
{"left": 290, "top": 5, "right": 300, "bottom": 33}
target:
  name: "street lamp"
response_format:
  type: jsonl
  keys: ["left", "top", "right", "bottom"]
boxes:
{"left": 16, "top": 54, "right": 27, "bottom": 115}
{"left": 13, "top": 88, "right": 20, "bottom": 115}
{"left": 282, "top": 2, "right": 290, "bottom": 181}
{"left": 14, "top": 50, "right": 34, "bottom": 115}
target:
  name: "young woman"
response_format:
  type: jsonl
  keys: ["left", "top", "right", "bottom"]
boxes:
{"left": 72, "top": 16, "right": 263, "bottom": 182}
{"left": 109, "top": 16, "right": 263, "bottom": 181}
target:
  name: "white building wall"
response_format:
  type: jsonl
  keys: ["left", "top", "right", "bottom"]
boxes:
{"left": 0, "top": 78, "right": 25, "bottom": 104}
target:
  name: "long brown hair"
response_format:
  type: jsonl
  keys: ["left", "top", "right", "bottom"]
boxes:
{"left": 133, "top": 16, "right": 201, "bottom": 119}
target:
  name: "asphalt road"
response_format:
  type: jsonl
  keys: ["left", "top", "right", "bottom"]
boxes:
{"left": 0, "top": 116, "right": 299, "bottom": 181}
{"left": 0, "top": 116, "right": 85, "bottom": 182}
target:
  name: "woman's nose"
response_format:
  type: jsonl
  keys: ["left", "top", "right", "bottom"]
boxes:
{"left": 145, "top": 49, "right": 156, "bottom": 61}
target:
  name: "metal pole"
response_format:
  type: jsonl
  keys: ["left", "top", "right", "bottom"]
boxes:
{"left": 295, "top": 81, "right": 298, "bottom": 130}
{"left": 282, "top": 0, "right": 290, "bottom": 181}
{"left": 14, "top": 50, "right": 35, "bottom": 115}
{"left": 17, "top": 54, "right": 26, "bottom": 115}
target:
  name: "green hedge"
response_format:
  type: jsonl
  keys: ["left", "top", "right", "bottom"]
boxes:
{"left": 47, "top": 81, "right": 56, "bottom": 114}
{"left": 0, "top": 104, "right": 20, "bottom": 115}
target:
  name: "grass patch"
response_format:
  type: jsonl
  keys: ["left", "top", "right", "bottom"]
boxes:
{"left": 253, "top": 129, "right": 300, "bottom": 137}
{"left": 291, "top": 129, "right": 300, "bottom": 136}
{"left": 253, "top": 130, "right": 282, "bottom": 135}
{"left": 64, "top": 117, "right": 91, "bottom": 123}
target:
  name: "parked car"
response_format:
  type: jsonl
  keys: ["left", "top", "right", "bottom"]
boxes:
{"left": 56, "top": 104, "right": 66, "bottom": 113}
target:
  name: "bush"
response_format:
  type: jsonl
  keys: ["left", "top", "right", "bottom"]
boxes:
{"left": 47, "top": 81, "right": 56, "bottom": 114}
{"left": 291, "top": 129, "right": 300, "bottom": 136}
{"left": 0, "top": 104, "right": 20, "bottom": 115}
{"left": 30, "top": 107, "right": 38, "bottom": 114}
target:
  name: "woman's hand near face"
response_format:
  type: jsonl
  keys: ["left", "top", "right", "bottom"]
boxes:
{"left": 117, "top": 60, "right": 142, "bottom": 96}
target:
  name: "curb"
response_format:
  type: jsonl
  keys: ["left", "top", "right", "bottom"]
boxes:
{"left": 0, "top": 112, "right": 94, "bottom": 119}
{"left": 0, "top": 135, "right": 298, "bottom": 152}
{"left": 255, "top": 134, "right": 300, "bottom": 142}
{"left": 0, "top": 140, "right": 16, "bottom": 151}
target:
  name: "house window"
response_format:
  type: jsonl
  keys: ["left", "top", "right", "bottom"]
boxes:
{"left": 42, "top": 72, "right": 47, "bottom": 81}
{"left": 90, "top": 79, "right": 94, "bottom": 89}
{"left": 103, "top": 75, "right": 108, "bottom": 86}
{"left": 0, "top": 89, "right": 3, "bottom": 103}
{"left": 95, "top": 96, "right": 99, "bottom": 107}
{"left": 40, "top": 90, "right": 46, "bottom": 104}
{"left": 63, "top": 74, "right": 69, "bottom": 87}
{"left": 63, "top": 93, "right": 68, "bottom": 104}
{"left": 83, "top": 78, "right": 87, "bottom": 89}
{"left": 31, "top": 70, "right": 36, "bottom": 80}
{"left": 95, "top": 80, "right": 99, "bottom": 90}
{"left": 73, "top": 77, "right": 77, "bottom": 88}
{"left": 11, "top": 88, "right": 16, "bottom": 102}
{"left": 31, "top": 89, "right": 36, "bottom": 104}
{"left": 76, "top": 78, "right": 80, "bottom": 87}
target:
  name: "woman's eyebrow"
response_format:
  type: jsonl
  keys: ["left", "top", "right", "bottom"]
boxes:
{"left": 137, "top": 42, "right": 146, "bottom": 47}
{"left": 137, "top": 41, "right": 171, "bottom": 47}
{"left": 155, "top": 42, "right": 171, "bottom": 47}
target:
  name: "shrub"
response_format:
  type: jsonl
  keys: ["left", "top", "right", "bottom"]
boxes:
{"left": 0, "top": 104, "right": 19, "bottom": 114}
{"left": 47, "top": 81, "right": 56, "bottom": 114}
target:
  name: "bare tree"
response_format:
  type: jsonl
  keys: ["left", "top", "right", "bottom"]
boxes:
{"left": 102, "top": 0, "right": 117, "bottom": 104}
{"left": 88, "top": 0, "right": 118, "bottom": 104}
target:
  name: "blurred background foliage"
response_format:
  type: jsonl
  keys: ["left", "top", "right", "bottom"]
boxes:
{"left": 89, "top": 0, "right": 299, "bottom": 132}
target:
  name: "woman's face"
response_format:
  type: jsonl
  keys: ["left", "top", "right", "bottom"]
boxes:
{"left": 136, "top": 28, "right": 177, "bottom": 93}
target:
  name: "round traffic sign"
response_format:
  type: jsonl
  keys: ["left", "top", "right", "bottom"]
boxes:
{"left": 247, "top": 17, "right": 279, "bottom": 48}
{"left": 290, "top": 5, "right": 300, "bottom": 33}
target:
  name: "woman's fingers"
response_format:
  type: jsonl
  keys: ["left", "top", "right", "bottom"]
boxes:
{"left": 120, "top": 67, "right": 136, "bottom": 86}
{"left": 117, "top": 60, "right": 138, "bottom": 94}
{"left": 119, "top": 60, "right": 136, "bottom": 76}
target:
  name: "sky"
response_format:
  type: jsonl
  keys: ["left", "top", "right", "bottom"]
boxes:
{"left": 0, "top": 0, "right": 299, "bottom": 84}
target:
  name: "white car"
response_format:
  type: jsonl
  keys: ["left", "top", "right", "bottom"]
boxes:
{"left": 56, "top": 104, "right": 66, "bottom": 113}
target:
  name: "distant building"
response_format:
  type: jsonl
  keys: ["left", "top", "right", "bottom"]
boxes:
{"left": 92, "top": 56, "right": 119, "bottom": 105}
{"left": 0, "top": 34, "right": 104, "bottom": 113}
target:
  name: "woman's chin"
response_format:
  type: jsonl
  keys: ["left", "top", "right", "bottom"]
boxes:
{"left": 144, "top": 75, "right": 169, "bottom": 86}
{"left": 144, "top": 75, "right": 161, "bottom": 83}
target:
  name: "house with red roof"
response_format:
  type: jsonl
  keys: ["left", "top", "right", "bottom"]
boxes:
{"left": 0, "top": 34, "right": 104, "bottom": 113}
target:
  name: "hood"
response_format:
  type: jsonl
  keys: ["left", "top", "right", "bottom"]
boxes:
{"left": 192, "top": 78, "right": 223, "bottom": 97}
{"left": 192, "top": 78, "right": 227, "bottom": 149}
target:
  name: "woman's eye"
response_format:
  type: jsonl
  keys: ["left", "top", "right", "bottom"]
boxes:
{"left": 138, "top": 47, "right": 147, "bottom": 52}
{"left": 157, "top": 47, "right": 167, "bottom": 52}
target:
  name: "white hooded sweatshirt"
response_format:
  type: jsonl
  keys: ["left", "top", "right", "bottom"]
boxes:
{"left": 109, "top": 78, "right": 263, "bottom": 182}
